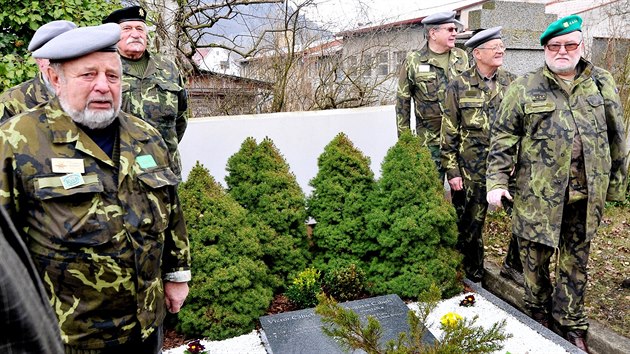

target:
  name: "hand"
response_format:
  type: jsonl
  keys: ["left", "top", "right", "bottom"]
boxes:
{"left": 448, "top": 177, "right": 463, "bottom": 191}
{"left": 164, "top": 281, "right": 189, "bottom": 314}
{"left": 487, "top": 188, "right": 512, "bottom": 208}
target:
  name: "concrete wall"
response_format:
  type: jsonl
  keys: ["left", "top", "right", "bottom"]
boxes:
{"left": 179, "top": 105, "right": 399, "bottom": 195}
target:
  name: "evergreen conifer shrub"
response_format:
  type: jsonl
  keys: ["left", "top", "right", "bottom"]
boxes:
{"left": 226, "top": 137, "right": 309, "bottom": 289}
{"left": 307, "top": 133, "right": 376, "bottom": 272}
{"left": 177, "top": 162, "right": 274, "bottom": 340}
{"left": 365, "top": 132, "right": 462, "bottom": 298}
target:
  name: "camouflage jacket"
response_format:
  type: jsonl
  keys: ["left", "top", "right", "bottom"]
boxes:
{"left": 0, "top": 98, "right": 191, "bottom": 349}
{"left": 441, "top": 67, "right": 516, "bottom": 183}
{"left": 0, "top": 72, "right": 52, "bottom": 122}
{"left": 121, "top": 52, "right": 188, "bottom": 179}
{"left": 395, "top": 44, "right": 469, "bottom": 146}
{"left": 486, "top": 58, "right": 628, "bottom": 247}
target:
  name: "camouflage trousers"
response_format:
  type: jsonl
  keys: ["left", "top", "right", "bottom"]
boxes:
{"left": 428, "top": 143, "right": 466, "bottom": 221}
{"left": 428, "top": 145, "right": 446, "bottom": 183}
{"left": 456, "top": 181, "right": 521, "bottom": 281}
{"left": 519, "top": 199, "right": 590, "bottom": 331}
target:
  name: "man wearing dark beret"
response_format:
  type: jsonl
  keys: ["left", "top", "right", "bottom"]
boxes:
{"left": 395, "top": 10, "right": 469, "bottom": 241}
{"left": 440, "top": 27, "right": 523, "bottom": 286}
{"left": 0, "top": 23, "right": 190, "bottom": 353}
{"left": 0, "top": 20, "right": 76, "bottom": 122}
{"left": 103, "top": 5, "right": 188, "bottom": 181}
{"left": 486, "top": 14, "right": 628, "bottom": 353}
{"left": 395, "top": 11, "right": 469, "bottom": 181}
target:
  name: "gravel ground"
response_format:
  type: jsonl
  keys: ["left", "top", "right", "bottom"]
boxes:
{"left": 163, "top": 292, "right": 570, "bottom": 354}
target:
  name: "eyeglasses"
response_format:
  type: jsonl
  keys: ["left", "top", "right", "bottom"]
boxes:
{"left": 546, "top": 41, "right": 582, "bottom": 52}
{"left": 437, "top": 26, "right": 458, "bottom": 33}
{"left": 477, "top": 44, "right": 506, "bottom": 52}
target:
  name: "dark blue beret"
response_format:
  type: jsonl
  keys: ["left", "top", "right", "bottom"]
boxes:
{"left": 102, "top": 6, "right": 147, "bottom": 24}
{"left": 465, "top": 26, "right": 503, "bottom": 48}
{"left": 421, "top": 11, "right": 463, "bottom": 26}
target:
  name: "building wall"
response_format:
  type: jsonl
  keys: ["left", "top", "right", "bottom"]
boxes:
{"left": 179, "top": 105, "right": 398, "bottom": 195}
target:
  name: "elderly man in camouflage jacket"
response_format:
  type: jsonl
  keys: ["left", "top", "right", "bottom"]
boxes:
{"left": 0, "top": 23, "right": 190, "bottom": 353}
{"left": 441, "top": 27, "right": 523, "bottom": 285}
{"left": 486, "top": 15, "right": 628, "bottom": 353}
{"left": 103, "top": 6, "right": 188, "bottom": 180}
{"left": 395, "top": 11, "right": 469, "bottom": 181}
{"left": 0, "top": 20, "right": 76, "bottom": 122}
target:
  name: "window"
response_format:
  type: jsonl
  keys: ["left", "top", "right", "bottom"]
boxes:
{"left": 362, "top": 54, "right": 373, "bottom": 78}
{"left": 377, "top": 52, "right": 388, "bottom": 76}
{"left": 220, "top": 60, "right": 230, "bottom": 70}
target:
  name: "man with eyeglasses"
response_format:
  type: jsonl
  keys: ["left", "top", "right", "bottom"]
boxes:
{"left": 440, "top": 27, "right": 523, "bottom": 286}
{"left": 486, "top": 15, "right": 628, "bottom": 353}
{"left": 395, "top": 11, "right": 469, "bottom": 183}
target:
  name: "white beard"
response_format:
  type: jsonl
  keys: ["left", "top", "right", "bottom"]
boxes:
{"left": 60, "top": 98, "right": 121, "bottom": 129}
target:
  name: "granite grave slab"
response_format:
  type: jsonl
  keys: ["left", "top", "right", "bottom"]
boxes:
{"left": 259, "top": 294, "right": 436, "bottom": 354}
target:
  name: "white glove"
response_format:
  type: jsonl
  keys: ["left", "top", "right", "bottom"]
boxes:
{"left": 487, "top": 188, "right": 512, "bottom": 208}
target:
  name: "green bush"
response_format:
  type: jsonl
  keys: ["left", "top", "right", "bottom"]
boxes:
{"left": 307, "top": 133, "right": 376, "bottom": 272}
{"left": 176, "top": 162, "right": 274, "bottom": 340}
{"left": 226, "top": 137, "right": 309, "bottom": 289}
{"left": 285, "top": 267, "right": 322, "bottom": 309}
{"left": 365, "top": 131, "right": 462, "bottom": 298}
{"left": 321, "top": 263, "right": 366, "bottom": 302}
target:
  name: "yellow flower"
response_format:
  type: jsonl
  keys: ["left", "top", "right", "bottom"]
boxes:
{"left": 440, "top": 312, "right": 463, "bottom": 327}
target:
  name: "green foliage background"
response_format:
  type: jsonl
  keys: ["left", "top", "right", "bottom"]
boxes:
{"left": 177, "top": 163, "right": 274, "bottom": 340}
{"left": 226, "top": 137, "right": 310, "bottom": 289}
{"left": 365, "top": 132, "right": 462, "bottom": 298}
{"left": 307, "top": 132, "right": 376, "bottom": 272}
{"left": 0, "top": 0, "right": 120, "bottom": 92}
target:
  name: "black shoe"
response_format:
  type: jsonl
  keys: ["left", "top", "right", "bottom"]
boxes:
{"left": 531, "top": 311, "right": 549, "bottom": 328}
{"left": 565, "top": 329, "right": 590, "bottom": 353}
{"left": 500, "top": 263, "right": 524, "bottom": 287}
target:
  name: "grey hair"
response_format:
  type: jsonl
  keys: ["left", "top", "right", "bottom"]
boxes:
{"left": 424, "top": 24, "right": 440, "bottom": 39}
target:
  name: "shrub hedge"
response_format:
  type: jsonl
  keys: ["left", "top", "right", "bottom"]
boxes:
{"left": 226, "top": 137, "right": 310, "bottom": 289}
{"left": 177, "top": 162, "right": 274, "bottom": 340}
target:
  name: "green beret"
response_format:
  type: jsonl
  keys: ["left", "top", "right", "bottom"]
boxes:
{"left": 28, "top": 20, "right": 77, "bottom": 52}
{"left": 540, "top": 14, "right": 582, "bottom": 45}
{"left": 32, "top": 24, "right": 121, "bottom": 61}
{"left": 102, "top": 5, "right": 147, "bottom": 24}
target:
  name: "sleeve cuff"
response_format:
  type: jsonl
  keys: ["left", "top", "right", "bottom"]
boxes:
{"left": 163, "top": 270, "right": 191, "bottom": 282}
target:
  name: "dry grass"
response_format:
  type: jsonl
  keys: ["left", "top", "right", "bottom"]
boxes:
{"left": 483, "top": 204, "right": 630, "bottom": 338}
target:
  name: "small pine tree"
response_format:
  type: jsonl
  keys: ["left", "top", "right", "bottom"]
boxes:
{"left": 226, "top": 137, "right": 309, "bottom": 289}
{"left": 177, "top": 162, "right": 274, "bottom": 340}
{"left": 366, "top": 132, "right": 462, "bottom": 298}
{"left": 307, "top": 133, "right": 376, "bottom": 272}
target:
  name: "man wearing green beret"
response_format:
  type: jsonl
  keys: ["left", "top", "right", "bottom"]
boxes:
{"left": 103, "top": 5, "right": 188, "bottom": 181}
{"left": 486, "top": 14, "right": 628, "bottom": 353}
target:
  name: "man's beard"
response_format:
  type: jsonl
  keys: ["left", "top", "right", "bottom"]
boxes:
{"left": 60, "top": 97, "right": 121, "bottom": 130}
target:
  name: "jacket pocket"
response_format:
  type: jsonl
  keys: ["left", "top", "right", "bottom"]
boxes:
{"left": 136, "top": 167, "right": 179, "bottom": 233}
{"left": 32, "top": 173, "right": 108, "bottom": 246}
{"left": 525, "top": 101, "right": 556, "bottom": 139}
{"left": 414, "top": 72, "right": 439, "bottom": 101}
{"left": 459, "top": 97, "right": 485, "bottom": 130}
